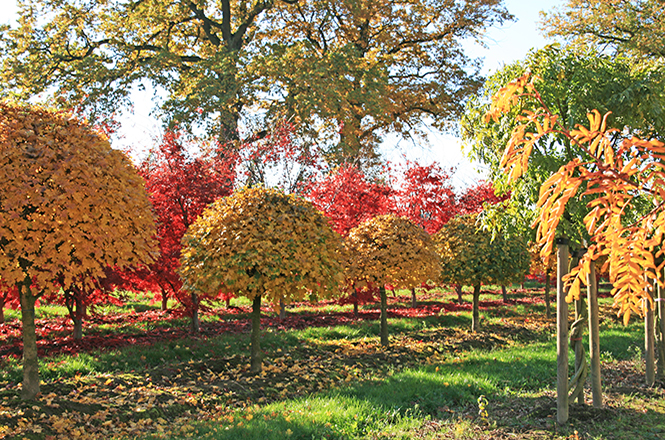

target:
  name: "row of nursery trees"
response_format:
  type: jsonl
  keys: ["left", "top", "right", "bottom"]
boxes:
{"left": 0, "top": 101, "right": 533, "bottom": 400}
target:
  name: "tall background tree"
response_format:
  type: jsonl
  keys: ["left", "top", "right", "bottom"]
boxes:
{"left": 542, "top": 0, "right": 665, "bottom": 59}
{"left": 0, "top": 102, "right": 157, "bottom": 399}
{"left": 258, "top": 0, "right": 513, "bottom": 169}
{"left": 0, "top": 0, "right": 512, "bottom": 170}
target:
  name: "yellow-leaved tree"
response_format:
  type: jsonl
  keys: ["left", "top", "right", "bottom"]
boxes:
{"left": 179, "top": 186, "right": 344, "bottom": 372}
{"left": 434, "top": 214, "right": 530, "bottom": 332}
{"left": 487, "top": 73, "right": 665, "bottom": 323}
{"left": 0, "top": 102, "right": 157, "bottom": 400}
{"left": 345, "top": 214, "right": 440, "bottom": 346}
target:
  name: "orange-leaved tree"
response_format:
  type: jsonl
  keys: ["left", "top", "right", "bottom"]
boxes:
{"left": 344, "top": 214, "right": 440, "bottom": 346}
{"left": 434, "top": 214, "right": 529, "bottom": 332}
{"left": 179, "top": 186, "right": 344, "bottom": 372}
{"left": 0, "top": 102, "right": 157, "bottom": 400}
{"left": 487, "top": 73, "right": 665, "bottom": 324}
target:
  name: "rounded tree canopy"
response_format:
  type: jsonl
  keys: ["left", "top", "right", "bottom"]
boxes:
{"left": 434, "top": 214, "right": 529, "bottom": 287}
{"left": 179, "top": 186, "right": 344, "bottom": 305}
{"left": 345, "top": 214, "right": 440, "bottom": 290}
{"left": 0, "top": 101, "right": 157, "bottom": 292}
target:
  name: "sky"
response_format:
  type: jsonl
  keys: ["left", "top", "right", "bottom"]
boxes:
{"left": 0, "top": 0, "right": 566, "bottom": 189}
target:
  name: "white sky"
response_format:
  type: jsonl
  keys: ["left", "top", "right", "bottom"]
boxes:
{"left": 0, "top": 0, "right": 565, "bottom": 189}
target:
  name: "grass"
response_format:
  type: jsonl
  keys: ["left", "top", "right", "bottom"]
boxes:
{"left": 0, "top": 286, "right": 663, "bottom": 440}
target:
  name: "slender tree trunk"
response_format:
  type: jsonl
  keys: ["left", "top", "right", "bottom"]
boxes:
{"left": 20, "top": 280, "right": 40, "bottom": 400}
{"left": 587, "top": 262, "right": 602, "bottom": 408}
{"left": 250, "top": 295, "right": 262, "bottom": 373}
{"left": 545, "top": 270, "right": 552, "bottom": 319}
{"left": 191, "top": 293, "right": 200, "bottom": 333}
{"left": 226, "top": 296, "right": 231, "bottom": 308}
{"left": 380, "top": 286, "right": 389, "bottom": 347}
{"left": 501, "top": 285, "right": 508, "bottom": 302}
{"left": 645, "top": 295, "right": 655, "bottom": 386}
{"left": 657, "top": 278, "right": 665, "bottom": 380}
{"left": 556, "top": 239, "right": 569, "bottom": 425}
{"left": 161, "top": 288, "right": 168, "bottom": 311}
{"left": 471, "top": 284, "right": 481, "bottom": 332}
{"left": 0, "top": 295, "right": 5, "bottom": 324}
{"left": 411, "top": 287, "right": 417, "bottom": 308}
{"left": 73, "top": 295, "right": 83, "bottom": 340}
{"left": 455, "top": 284, "right": 463, "bottom": 303}
{"left": 279, "top": 298, "right": 286, "bottom": 320}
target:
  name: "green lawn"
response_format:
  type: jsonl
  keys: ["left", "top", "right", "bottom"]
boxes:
{"left": 0, "top": 286, "right": 663, "bottom": 439}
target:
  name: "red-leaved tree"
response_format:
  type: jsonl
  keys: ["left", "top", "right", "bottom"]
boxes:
{"left": 455, "top": 180, "right": 509, "bottom": 215}
{"left": 119, "top": 131, "right": 235, "bottom": 331}
{"left": 392, "top": 161, "right": 456, "bottom": 235}
{"left": 306, "top": 164, "right": 393, "bottom": 236}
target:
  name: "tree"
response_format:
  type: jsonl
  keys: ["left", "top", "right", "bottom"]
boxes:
{"left": 248, "top": 0, "right": 514, "bottom": 168}
{"left": 113, "top": 131, "right": 235, "bottom": 330}
{"left": 542, "top": 0, "right": 665, "bottom": 59}
{"left": 179, "top": 186, "right": 343, "bottom": 372}
{"left": 0, "top": 0, "right": 309, "bottom": 142}
{"left": 462, "top": 46, "right": 665, "bottom": 250}
{"left": 392, "top": 161, "right": 456, "bottom": 235}
{"left": 0, "top": 101, "right": 157, "bottom": 400}
{"left": 0, "top": 0, "right": 511, "bottom": 165}
{"left": 434, "top": 214, "right": 529, "bottom": 332}
{"left": 489, "top": 73, "right": 665, "bottom": 400}
{"left": 306, "top": 163, "right": 393, "bottom": 236}
{"left": 344, "top": 214, "right": 440, "bottom": 346}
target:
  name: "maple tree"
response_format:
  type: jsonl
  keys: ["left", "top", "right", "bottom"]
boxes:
{"left": 434, "top": 214, "right": 529, "bottom": 331}
{"left": 306, "top": 164, "right": 393, "bottom": 236}
{"left": 542, "top": 0, "right": 665, "bottom": 59}
{"left": 179, "top": 186, "right": 344, "bottom": 372}
{"left": 119, "top": 131, "right": 235, "bottom": 331}
{"left": 0, "top": 101, "right": 157, "bottom": 399}
{"left": 344, "top": 214, "right": 440, "bottom": 346}
{"left": 391, "top": 161, "right": 456, "bottom": 235}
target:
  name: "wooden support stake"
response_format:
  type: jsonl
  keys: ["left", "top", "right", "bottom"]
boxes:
{"left": 556, "top": 238, "right": 569, "bottom": 425}
{"left": 586, "top": 260, "right": 602, "bottom": 407}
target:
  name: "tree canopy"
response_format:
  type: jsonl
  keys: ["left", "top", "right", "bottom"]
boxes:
{"left": 461, "top": 46, "right": 665, "bottom": 245}
{"left": 542, "top": 0, "right": 665, "bottom": 59}
{"left": 0, "top": 0, "right": 512, "bottom": 168}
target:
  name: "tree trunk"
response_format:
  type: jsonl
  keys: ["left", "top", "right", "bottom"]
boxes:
{"left": 586, "top": 261, "right": 602, "bottom": 408}
{"left": 20, "top": 280, "right": 40, "bottom": 400}
{"left": 657, "top": 278, "right": 665, "bottom": 381}
{"left": 544, "top": 270, "right": 552, "bottom": 319}
{"left": 471, "top": 284, "right": 481, "bottom": 332}
{"left": 161, "top": 288, "right": 169, "bottom": 311}
{"left": 380, "top": 286, "right": 389, "bottom": 347}
{"left": 72, "top": 294, "right": 84, "bottom": 340}
{"left": 501, "top": 285, "right": 508, "bottom": 302}
{"left": 411, "top": 287, "right": 417, "bottom": 308}
{"left": 0, "top": 295, "right": 5, "bottom": 324}
{"left": 191, "top": 293, "right": 200, "bottom": 333}
{"left": 226, "top": 296, "right": 231, "bottom": 308}
{"left": 455, "top": 284, "right": 463, "bottom": 303}
{"left": 645, "top": 296, "right": 655, "bottom": 386}
{"left": 279, "top": 298, "right": 286, "bottom": 320}
{"left": 250, "top": 295, "right": 262, "bottom": 373}
{"left": 556, "top": 239, "right": 569, "bottom": 425}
